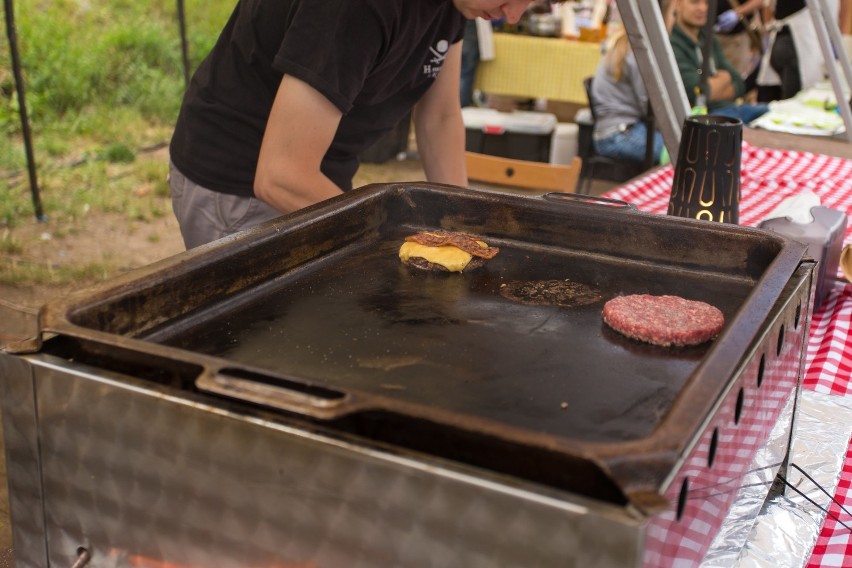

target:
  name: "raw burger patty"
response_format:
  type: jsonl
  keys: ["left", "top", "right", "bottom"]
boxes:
{"left": 602, "top": 294, "right": 724, "bottom": 347}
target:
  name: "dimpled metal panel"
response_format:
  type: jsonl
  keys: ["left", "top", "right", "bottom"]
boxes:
{"left": 0, "top": 354, "right": 49, "bottom": 568}
{"left": 29, "top": 357, "right": 642, "bottom": 568}
{"left": 644, "top": 265, "right": 812, "bottom": 566}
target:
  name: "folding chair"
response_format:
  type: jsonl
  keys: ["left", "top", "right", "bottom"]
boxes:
{"left": 576, "top": 76, "right": 657, "bottom": 195}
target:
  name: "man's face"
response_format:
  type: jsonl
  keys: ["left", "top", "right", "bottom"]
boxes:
{"left": 453, "top": 0, "right": 536, "bottom": 25}
{"left": 676, "top": 0, "right": 708, "bottom": 29}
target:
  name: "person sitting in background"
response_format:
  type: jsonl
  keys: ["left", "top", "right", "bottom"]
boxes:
{"left": 590, "top": 0, "right": 675, "bottom": 163}
{"left": 590, "top": 29, "right": 664, "bottom": 163}
{"left": 670, "top": 0, "right": 769, "bottom": 123}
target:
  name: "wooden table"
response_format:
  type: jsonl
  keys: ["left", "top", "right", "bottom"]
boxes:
{"left": 474, "top": 33, "right": 601, "bottom": 104}
{"left": 744, "top": 128, "right": 852, "bottom": 160}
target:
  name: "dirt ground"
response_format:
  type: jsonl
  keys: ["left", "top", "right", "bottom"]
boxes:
{"left": 0, "top": 211, "right": 185, "bottom": 335}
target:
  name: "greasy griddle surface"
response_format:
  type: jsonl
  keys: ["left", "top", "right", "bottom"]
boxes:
{"left": 161, "top": 230, "right": 751, "bottom": 443}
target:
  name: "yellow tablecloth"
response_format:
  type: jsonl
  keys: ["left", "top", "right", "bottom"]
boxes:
{"left": 474, "top": 33, "right": 602, "bottom": 104}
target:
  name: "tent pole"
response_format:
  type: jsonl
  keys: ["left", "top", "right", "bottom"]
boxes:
{"left": 3, "top": 0, "right": 46, "bottom": 222}
{"left": 177, "top": 0, "right": 190, "bottom": 87}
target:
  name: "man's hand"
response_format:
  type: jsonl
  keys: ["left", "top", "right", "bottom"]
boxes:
{"left": 707, "top": 69, "right": 736, "bottom": 102}
{"left": 715, "top": 9, "right": 739, "bottom": 33}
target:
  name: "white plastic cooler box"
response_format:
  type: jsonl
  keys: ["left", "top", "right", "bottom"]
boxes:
{"left": 463, "top": 108, "right": 560, "bottom": 164}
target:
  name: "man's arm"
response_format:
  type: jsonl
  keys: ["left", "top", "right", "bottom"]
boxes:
{"left": 717, "top": 0, "right": 764, "bottom": 32}
{"left": 707, "top": 70, "right": 737, "bottom": 102}
{"left": 413, "top": 41, "right": 468, "bottom": 187}
{"left": 712, "top": 39, "right": 745, "bottom": 100}
{"left": 254, "top": 75, "right": 344, "bottom": 215}
{"left": 735, "top": 0, "right": 765, "bottom": 18}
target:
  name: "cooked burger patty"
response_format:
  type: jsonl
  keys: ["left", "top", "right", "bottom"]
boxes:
{"left": 404, "top": 256, "right": 485, "bottom": 272}
{"left": 400, "top": 230, "right": 498, "bottom": 273}
{"left": 405, "top": 231, "right": 499, "bottom": 259}
{"left": 602, "top": 294, "right": 724, "bottom": 347}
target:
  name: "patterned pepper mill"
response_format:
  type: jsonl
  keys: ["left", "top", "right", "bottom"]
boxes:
{"left": 669, "top": 115, "right": 743, "bottom": 224}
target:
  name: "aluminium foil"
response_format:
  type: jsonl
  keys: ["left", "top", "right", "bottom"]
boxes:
{"left": 702, "top": 390, "right": 852, "bottom": 567}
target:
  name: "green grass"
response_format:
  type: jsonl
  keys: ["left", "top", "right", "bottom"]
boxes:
{"left": 0, "top": 0, "right": 234, "bottom": 225}
{"left": 0, "top": 256, "right": 115, "bottom": 286}
{"left": 0, "top": 230, "right": 23, "bottom": 254}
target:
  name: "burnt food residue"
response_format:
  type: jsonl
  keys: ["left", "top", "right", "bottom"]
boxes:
{"left": 499, "top": 279, "right": 603, "bottom": 308}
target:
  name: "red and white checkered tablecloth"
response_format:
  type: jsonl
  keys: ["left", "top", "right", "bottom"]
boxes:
{"left": 602, "top": 141, "right": 852, "bottom": 567}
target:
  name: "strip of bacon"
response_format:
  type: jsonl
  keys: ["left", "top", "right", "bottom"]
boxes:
{"left": 404, "top": 231, "right": 500, "bottom": 259}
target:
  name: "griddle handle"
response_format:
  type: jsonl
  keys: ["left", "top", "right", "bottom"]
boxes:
{"left": 543, "top": 192, "right": 638, "bottom": 211}
{"left": 196, "top": 367, "right": 352, "bottom": 420}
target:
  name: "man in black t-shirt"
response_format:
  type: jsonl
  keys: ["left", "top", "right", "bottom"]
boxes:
{"left": 169, "top": 0, "right": 551, "bottom": 249}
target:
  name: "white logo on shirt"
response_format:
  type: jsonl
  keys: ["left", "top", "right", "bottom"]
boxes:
{"left": 423, "top": 39, "right": 450, "bottom": 79}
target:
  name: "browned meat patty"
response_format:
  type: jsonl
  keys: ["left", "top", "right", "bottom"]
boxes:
{"left": 602, "top": 294, "right": 725, "bottom": 347}
{"left": 405, "top": 231, "right": 500, "bottom": 259}
{"left": 500, "top": 279, "right": 603, "bottom": 308}
{"left": 404, "top": 256, "right": 485, "bottom": 272}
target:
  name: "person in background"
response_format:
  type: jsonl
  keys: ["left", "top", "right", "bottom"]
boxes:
{"left": 590, "top": 0, "right": 675, "bottom": 164}
{"left": 670, "top": 0, "right": 769, "bottom": 123}
{"left": 758, "top": 0, "right": 852, "bottom": 101}
{"left": 460, "top": 19, "right": 481, "bottom": 107}
{"left": 757, "top": 0, "right": 839, "bottom": 101}
{"left": 713, "top": 0, "right": 765, "bottom": 79}
{"left": 169, "top": 0, "right": 556, "bottom": 249}
{"left": 767, "top": 0, "right": 806, "bottom": 100}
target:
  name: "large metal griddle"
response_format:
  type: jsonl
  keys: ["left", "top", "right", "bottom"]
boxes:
{"left": 35, "top": 183, "right": 807, "bottom": 509}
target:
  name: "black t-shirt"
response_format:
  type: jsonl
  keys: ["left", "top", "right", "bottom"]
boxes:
{"left": 775, "top": 0, "right": 806, "bottom": 21}
{"left": 170, "top": 0, "right": 465, "bottom": 196}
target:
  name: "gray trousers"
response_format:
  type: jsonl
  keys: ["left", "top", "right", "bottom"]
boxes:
{"left": 169, "top": 161, "right": 282, "bottom": 249}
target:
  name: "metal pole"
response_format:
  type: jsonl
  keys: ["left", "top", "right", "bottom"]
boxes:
{"left": 700, "top": 0, "right": 718, "bottom": 100}
{"left": 616, "top": 0, "right": 690, "bottom": 164}
{"left": 177, "top": 0, "right": 190, "bottom": 87}
{"left": 807, "top": 0, "right": 852, "bottom": 142}
{"left": 3, "top": 0, "right": 46, "bottom": 221}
